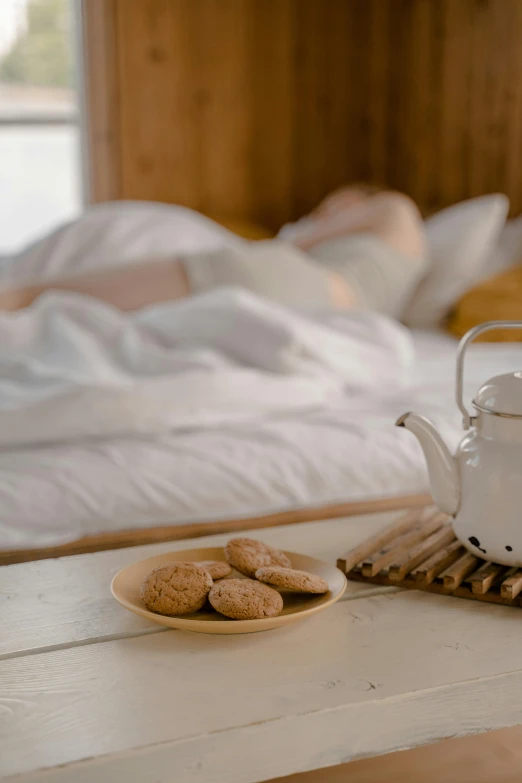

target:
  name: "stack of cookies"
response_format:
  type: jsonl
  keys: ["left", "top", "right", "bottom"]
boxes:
{"left": 141, "top": 537, "right": 329, "bottom": 621}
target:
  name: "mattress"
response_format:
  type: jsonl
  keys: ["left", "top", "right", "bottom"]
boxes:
{"left": 1, "top": 330, "right": 521, "bottom": 550}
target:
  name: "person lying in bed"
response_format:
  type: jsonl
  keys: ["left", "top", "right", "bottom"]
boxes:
{"left": 0, "top": 186, "right": 427, "bottom": 318}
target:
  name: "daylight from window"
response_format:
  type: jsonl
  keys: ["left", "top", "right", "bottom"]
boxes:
{"left": 0, "top": 0, "right": 81, "bottom": 256}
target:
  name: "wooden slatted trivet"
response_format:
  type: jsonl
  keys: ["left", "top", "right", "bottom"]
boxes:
{"left": 337, "top": 507, "right": 522, "bottom": 606}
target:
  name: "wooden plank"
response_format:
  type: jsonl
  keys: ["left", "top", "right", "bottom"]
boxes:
{"left": 436, "top": 0, "right": 472, "bottom": 208}
{"left": 442, "top": 552, "right": 481, "bottom": 590}
{"left": 82, "top": 0, "right": 121, "bottom": 203}
{"left": 347, "top": 569, "right": 522, "bottom": 608}
{"left": 411, "top": 539, "right": 464, "bottom": 586}
{"left": 336, "top": 506, "right": 434, "bottom": 573}
{"left": 248, "top": 0, "right": 296, "bottom": 229}
{"left": 292, "top": 0, "right": 328, "bottom": 216}
{"left": 469, "top": 563, "right": 507, "bottom": 596}
{"left": 502, "top": 0, "right": 522, "bottom": 216}
{"left": 0, "top": 511, "right": 402, "bottom": 661}
{"left": 323, "top": 2, "right": 360, "bottom": 191}
{"left": 501, "top": 570, "right": 522, "bottom": 601}
{"left": 274, "top": 725, "right": 522, "bottom": 783}
{"left": 188, "top": 0, "right": 254, "bottom": 218}
{"left": 361, "top": 513, "right": 443, "bottom": 577}
{"left": 399, "top": 0, "right": 440, "bottom": 206}
{"left": 388, "top": 525, "right": 455, "bottom": 583}
{"left": 116, "top": 0, "right": 195, "bottom": 205}
{"left": 4, "top": 591, "right": 522, "bottom": 782}
{"left": 0, "top": 493, "right": 430, "bottom": 566}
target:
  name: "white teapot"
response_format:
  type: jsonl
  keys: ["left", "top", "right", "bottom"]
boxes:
{"left": 397, "top": 321, "right": 522, "bottom": 567}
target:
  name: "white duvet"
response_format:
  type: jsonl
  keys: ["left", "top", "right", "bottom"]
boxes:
{"left": 3, "top": 309, "right": 521, "bottom": 551}
{"left": 0, "top": 287, "right": 413, "bottom": 447}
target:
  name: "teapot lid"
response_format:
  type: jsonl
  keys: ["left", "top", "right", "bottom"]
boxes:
{"left": 474, "top": 372, "right": 522, "bottom": 417}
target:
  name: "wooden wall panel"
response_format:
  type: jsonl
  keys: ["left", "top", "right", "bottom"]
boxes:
{"left": 82, "top": 0, "right": 121, "bottom": 201}
{"left": 248, "top": 0, "right": 296, "bottom": 228}
{"left": 85, "top": 0, "right": 522, "bottom": 227}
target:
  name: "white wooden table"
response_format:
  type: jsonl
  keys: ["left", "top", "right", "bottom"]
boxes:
{"left": 2, "top": 509, "right": 522, "bottom": 783}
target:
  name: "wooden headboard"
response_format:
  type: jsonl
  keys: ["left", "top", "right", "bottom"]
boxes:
{"left": 84, "top": 0, "right": 522, "bottom": 231}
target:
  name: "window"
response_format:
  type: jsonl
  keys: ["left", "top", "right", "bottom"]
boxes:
{"left": 0, "top": 0, "right": 82, "bottom": 256}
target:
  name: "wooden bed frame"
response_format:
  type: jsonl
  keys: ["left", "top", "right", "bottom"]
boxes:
{"left": 0, "top": 493, "right": 430, "bottom": 566}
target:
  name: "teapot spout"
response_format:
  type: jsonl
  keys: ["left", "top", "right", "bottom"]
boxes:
{"left": 396, "top": 412, "right": 460, "bottom": 516}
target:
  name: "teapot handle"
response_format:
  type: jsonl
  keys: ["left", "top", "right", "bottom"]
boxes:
{"left": 456, "top": 320, "right": 522, "bottom": 429}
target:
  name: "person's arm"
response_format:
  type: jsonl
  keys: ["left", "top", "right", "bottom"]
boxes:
{"left": 292, "top": 193, "right": 425, "bottom": 258}
{"left": 291, "top": 200, "right": 387, "bottom": 251}
{"left": 0, "top": 258, "right": 190, "bottom": 312}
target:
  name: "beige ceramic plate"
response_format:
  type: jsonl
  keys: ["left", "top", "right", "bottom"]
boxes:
{"left": 111, "top": 547, "right": 347, "bottom": 634}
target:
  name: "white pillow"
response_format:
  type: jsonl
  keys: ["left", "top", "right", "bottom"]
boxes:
{"left": 487, "top": 215, "right": 522, "bottom": 276}
{"left": 404, "top": 194, "right": 509, "bottom": 328}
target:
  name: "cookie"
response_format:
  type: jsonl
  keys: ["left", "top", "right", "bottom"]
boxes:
{"left": 225, "top": 537, "right": 292, "bottom": 578}
{"left": 197, "top": 560, "right": 232, "bottom": 580}
{"left": 255, "top": 566, "right": 329, "bottom": 594}
{"left": 141, "top": 562, "right": 213, "bottom": 616}
{"left": 209, "top": 578, "right": 283, "bottom": 620}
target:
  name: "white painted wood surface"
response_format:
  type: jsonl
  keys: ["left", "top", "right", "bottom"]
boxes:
{"left": 1, "top": 511, "right": 397, "bottom": 660}
{"left": 2, "top": 509, "right": 522, "bottom": 783}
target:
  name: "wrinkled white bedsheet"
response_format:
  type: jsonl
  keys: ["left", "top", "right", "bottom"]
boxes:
{"left": 1, "top": 328, "right": 521, "bottom": 550}
{"left": 0, "top": 287, "right": 413, "bottom": 448}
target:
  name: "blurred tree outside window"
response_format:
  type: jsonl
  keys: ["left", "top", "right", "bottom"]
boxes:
{"left": 0, "top": 0, "right": 81, "bottom": 256}
{"left": 0, "top": 0, "right": 74, "bottom": 89}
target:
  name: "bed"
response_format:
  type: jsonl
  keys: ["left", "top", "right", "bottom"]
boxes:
{"left": 2, "top": 199, "right": 522, "bottom": 565}
{"left": 2, "top": 329, "right": 521, "bottom": 564}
